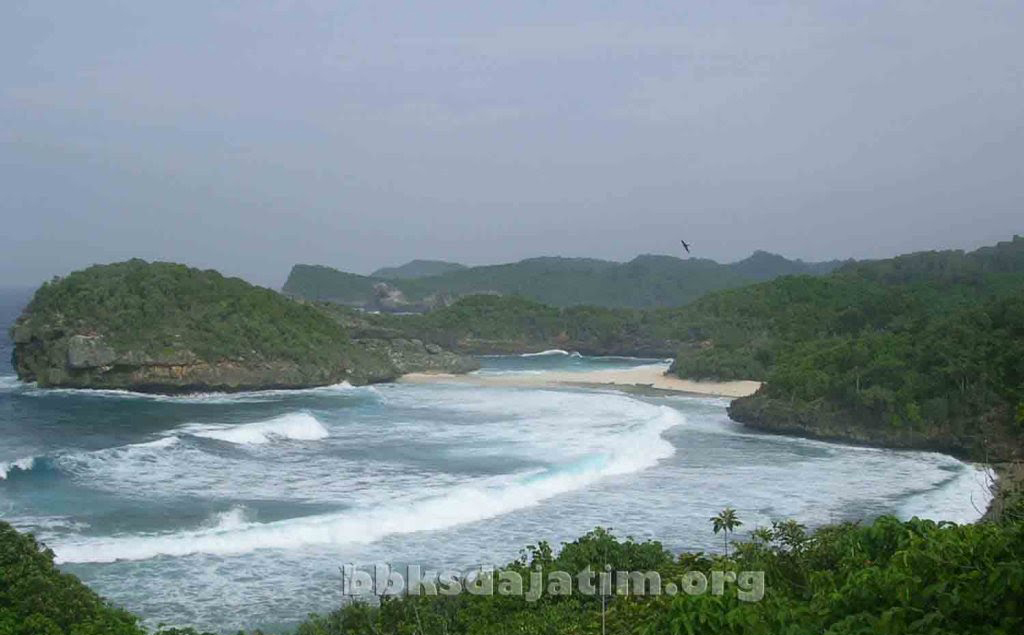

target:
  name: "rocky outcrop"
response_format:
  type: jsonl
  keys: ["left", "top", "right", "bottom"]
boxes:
{"left": 368, "top": 283, "right": 453, "bottom": 313}
{"left": 354, "top": 338, "right": 480, "bottom": 375}
{"left": 728, "top": 392, "right": 1022, "bottom": 463}
{"left": 13, "top": 326, "right": 478, "bottom": 393}
{"left": 66, "top": 335, "right": 120, "bottom": 368}
{"left": 14, "top": 329, "right": 356, "bottom": 392}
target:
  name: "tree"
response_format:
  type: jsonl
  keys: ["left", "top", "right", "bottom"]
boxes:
{"left": 710, "top": 507, "right": 743, "bottom": 556}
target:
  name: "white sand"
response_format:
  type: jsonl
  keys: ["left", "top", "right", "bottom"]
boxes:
{"left": 399, "top": 365, "right": 761, "bottom": 398}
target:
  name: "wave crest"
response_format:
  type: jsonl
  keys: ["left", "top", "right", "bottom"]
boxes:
{"left": 187, "top": 412, "right": 329, "bottom": 445}
{"left": 521, "top": 349, "right": 571, "bottom": 357}
{"left": 0, "top": 456, "right": 36, "bottom": 480}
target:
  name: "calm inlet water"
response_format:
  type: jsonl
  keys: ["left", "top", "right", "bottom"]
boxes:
{"left": 0, "top": 289, "right": 991, "bottom": 633}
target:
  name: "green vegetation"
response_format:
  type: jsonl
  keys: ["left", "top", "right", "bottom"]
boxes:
{"left": 710, "top": 237, "right": 1024, "bottom": 460}
{"left": 371, "top": 260, "right": 467, "bottom": 280}
{"left": 17, "top": 259, "right": 349, "bottom": 367}
{"left": 0, "top": 519, "right": 224, "bottom": 635}
{"left": 710, "top": 507, "right": 742, "bottom": 556}
{"left": 284, "top": 252, "right": 841, "bottom": 310}
{"left": 293, "top": 509, "right": 1024, "bottom": 635}
{"left": 349, "top": 295, "right": 680, "bottom": 356}
{"left": 0, "top": 520, "right": 145, "bottom": 635}
{"left": 281, "top": 265, "right": 380, "bottom": 305}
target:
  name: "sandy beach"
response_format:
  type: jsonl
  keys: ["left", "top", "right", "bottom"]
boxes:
{"left": 399, "top": 364, "right": 761, "bottom": 398}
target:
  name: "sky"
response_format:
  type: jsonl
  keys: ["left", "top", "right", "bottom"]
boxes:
{"left": 1, "top": 1, "right": 1022, "bottom": 289}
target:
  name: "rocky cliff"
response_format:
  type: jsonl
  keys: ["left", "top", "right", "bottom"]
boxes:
{"left": 728, "top": 392, "right": 1022, "bottom": 463}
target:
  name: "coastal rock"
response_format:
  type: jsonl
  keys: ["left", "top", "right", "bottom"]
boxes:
{"left": 371, "top": 282, "right": 409, "bottom": 311}
{"left": 355, "top": 337, "right": 480, "bottom": 375}
{"left": 14, "top": 327, "right": 369, "bottom": 392}
{"left": 367, "top": 282, "right": 450, "bottom": 313}
{"left": 727, "top": 392, "right": 1022, "bottom": 462}
{"left": 13, "top": 321, "right": 476, "bottom": 393}
{"left": 66, "top": 335, "right": 118, "bottom": 369}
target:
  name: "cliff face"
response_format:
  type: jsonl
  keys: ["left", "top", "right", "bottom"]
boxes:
{"left": 10, "top": 305, "right": 404, "bottom": 392}
{"left": 728, "top": 392, "right": 1022, "bottom": 463}
{"left": 12, "top": 328, "right": 476, "bottom": 393}
{"left": 11, "top": 260, "right": 477, "bottom": 393}
{"left": 354, "top": 338, "right": 480, "bottom": 375}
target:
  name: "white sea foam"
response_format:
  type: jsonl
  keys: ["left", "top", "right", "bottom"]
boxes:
{"left": 5, "top": 515, "right": 91, "bottom": 532}
{"left": 898, "top": 462, "right": 994, "bottom": 524}
{"left": 52, "top": 405, "right": 682, "bottom": 563}
{"left": 18, "top": 382, "right": 371, "bottom": 404}
{"left": 206, "top": 506, "right": 251, "bottom": 531}
{"left": 130, "top": 437, "right": 181, "bottom": 450}
{"left": 53, "top": 435, "right": 186, "bottom": 484}
{"left": 186, "top": 412, "right": 329, "bottom": 445}
{"left": 520, "top": 349, "right": 571, "bottom": 357}
{"left": 626, "top": 362, "right": 674, "bottom": 372}
{"left": 0, "top": 376, "right": 23, "bottom": 392}
{"left": 0, "top": 456, "right": 36, "bottom": 480}
{"left": 473, "top": 368, "right": 550, "bottom": 376}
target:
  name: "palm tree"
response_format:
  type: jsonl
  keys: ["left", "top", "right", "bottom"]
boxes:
{"left": 710, "top": 507, "right": 742, "bottom": 556}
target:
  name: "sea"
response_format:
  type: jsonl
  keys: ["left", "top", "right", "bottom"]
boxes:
{"left": 0, "top": 288, "right": 992, "bottom": 633}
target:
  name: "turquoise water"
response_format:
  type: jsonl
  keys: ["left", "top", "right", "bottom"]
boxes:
{"left": 0, "top": 290, "right": 991, "bottom": 632}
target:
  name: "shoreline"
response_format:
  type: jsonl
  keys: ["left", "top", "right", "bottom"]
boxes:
{"left": 399, "top": 364, "right": 762, "bottom": 398}
{"left": 402, "top": 366, "right": 1014, "bottom": 522}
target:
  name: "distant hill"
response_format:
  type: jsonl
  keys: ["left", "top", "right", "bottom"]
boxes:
{"left": 283, "top": 252, "right": 842, "bottom": 310}
{"left": 372, "top": 259, "right": 467, "bottom": 279}
{"left": 731, "top": 250, "right": 845, "bottom": 280}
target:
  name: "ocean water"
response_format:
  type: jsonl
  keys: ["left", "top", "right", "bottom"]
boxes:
{"left": 0, "top": 289, "right": 993, "bottom": 633}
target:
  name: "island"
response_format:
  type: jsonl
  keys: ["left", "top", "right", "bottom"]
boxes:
{"left": 9, "top": 259, "right": 477, "bottom": 393}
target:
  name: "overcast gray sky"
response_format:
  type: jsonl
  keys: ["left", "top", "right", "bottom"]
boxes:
{"left": 2, "top": 1, "right": 1021, "bottom": 288}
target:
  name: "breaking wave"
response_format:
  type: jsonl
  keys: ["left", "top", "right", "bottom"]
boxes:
{"left": 52, "top": 405, "right": 683, "bottom": 563}
{"left": 0, "top": 456, "right": 36, "bottom": 480}
{"left": 520, "top": 349, "right": 571, "bottom": 357}
{"left": 185, "top": 412, "right": 329, "bottom": 445}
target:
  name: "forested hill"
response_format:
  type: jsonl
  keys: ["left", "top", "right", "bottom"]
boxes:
{"left": 690, "top": 235, "right": 1024, "bottom": 461}
{"left": 283, "top": 251, "right": 842, "bottom": 310}
{"left": 371, "top": 259, "right": 466, "bottom": 279}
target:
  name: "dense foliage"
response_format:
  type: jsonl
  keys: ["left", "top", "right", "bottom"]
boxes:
{"left": 708, "top": 237, "right": 1024, "bottom": 458}
{"left": 292, "top": 512, "right": 1024, "bottom": 635}
{"left": 284, "top": 252, "right": 839, "bottom": 309}
{"left": 762, "top": 295, "right": 1024, "bottom": 429}
{"left": 0, "top": 521, "right": 144, "bottom": 635}
{"left": 322, "top": 294, "right": 683, "bottom": 357}
{"left": 0, "top": 524, "right": 225, "bottom": 635}
{"left": 17, "top": 260, "right": 350, "bottom": 366}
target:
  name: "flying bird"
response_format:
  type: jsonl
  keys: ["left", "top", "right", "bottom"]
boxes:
{"left": 680, "top": 240, "right": 691, "bottom": 254}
